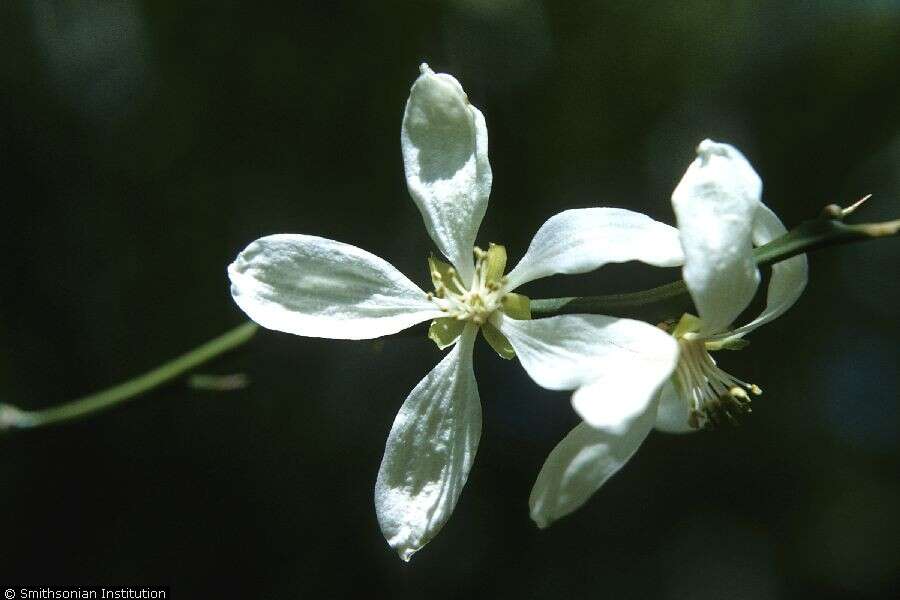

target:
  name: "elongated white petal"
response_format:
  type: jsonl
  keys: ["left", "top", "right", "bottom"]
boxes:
{"left": 495, "top": 313, "right": 679, "bottom": 395}
{"left": 720, "top": 203, "right": 808, "bottom": 339}
{"left": 529, "top": 409, "right": 656, "bottom": 528}
{"left": 672, "top": 140, "right": 762, "bottom": 335}
{"left": 402, "top": 64, "right": 491, "bottom": 282}
{"left": 654, "top": 380, "right": 697, "bottom": 433}
{"left": 229, "top": 234, "right": 442, "bottom": 340}
{"left": 375, "top": 325, "right": 481, "bottom": 562}
{"left": 570, "top": 367, "right": 668, "bottom": 432}
{"left": 505, "top": 208, "right": 684, "bottom": 291}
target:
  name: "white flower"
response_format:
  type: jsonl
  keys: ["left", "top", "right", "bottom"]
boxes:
{"left": 228, "top": 63, "right": 682, "bottom": 560}
{"left": 529, "top": 140, "right": 809, "bottom": 528}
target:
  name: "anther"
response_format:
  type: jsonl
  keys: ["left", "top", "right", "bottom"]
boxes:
{"left": 674, "top": 337, "right": 762, "bottom": 430}
{"left": 729, "top": 386, "right": 750, "bottom": 402}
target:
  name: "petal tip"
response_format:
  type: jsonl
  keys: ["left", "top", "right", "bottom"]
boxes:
{"left": 529, "top": 494, "right": 556, "bottom": 529}
{"left": 382, "top": 528, "right": 423, "bottom": 563}
{"left": 530, "top": 512, "right": 551, "bottom": 530}
{"left": 396, "top": 546, "right": 417, "bottom": 563}
{"left": 696, "top": 138, "right": 732, "bottom": 159}
{"left": 694, "top": 139, "right": 753, "bottom": 174}
{"left": 696, "top": 138, "right": 718, "bottom": 154}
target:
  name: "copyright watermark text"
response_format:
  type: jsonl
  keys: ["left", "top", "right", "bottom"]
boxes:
{"left": 3, "top": 588, "right": 168, "bottom": 599}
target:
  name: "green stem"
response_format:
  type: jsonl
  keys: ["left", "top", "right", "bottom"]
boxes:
{"left": 1, "top": 322, "right": 258, "bottom": 431}
{"left": 531, "top": 214, "right": 900, "bottom": 322}
{"left": 752, "top": 216, "right": 900, "bottom": 266}
{"left": 2, "top": 210, "right": 896, "bottom": 431}
{"left": 530, "top": 279, "right": 692, "bottom": 324}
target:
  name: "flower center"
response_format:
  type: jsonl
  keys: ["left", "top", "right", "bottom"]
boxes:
{"left": 427, "top": 245, "right": 508, "bottom": 325}
{"left": 667, "top": 314, "right": 762, "bottom": 429}
{"left": 424, "top": 244, "right": 530, "bottom": 357}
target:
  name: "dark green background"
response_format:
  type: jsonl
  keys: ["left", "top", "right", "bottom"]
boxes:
{"left": 1, "top": 1, "right": 898, "bottom": 598}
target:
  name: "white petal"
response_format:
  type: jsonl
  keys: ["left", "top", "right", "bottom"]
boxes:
{"left": 495, "top": 313, "right": 679, "bottom": 396}
{"left": 228, "top": 234, "right": 442, "bottom": 340}
{"left": 505, "top": 208, "right": 684, "bottom": 291}
{"left": 654, "top": 380, "right": 697, "bottom": 433}
{"left": 721, "top": 203, "right": 808, "bottom": 338}
{"left": 375, "top": 325, "right": 481, "bottom": 562}
{"left": 570, "top": 367, "right": 669, "bottom": 432}
{"left": 402, "top": 64, "right": 492, "bottom": 282}
{"left": 529, "top": 410, "right": 656, "bottom": 529}
{"left": 672, "top": 140, "right": 762, "bottom": 335}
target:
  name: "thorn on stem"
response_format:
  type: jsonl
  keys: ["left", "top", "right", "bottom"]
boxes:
{"left": 822, "top": 194, "right": 872, "bottom": 220}
{"left": 841, "top": 194, "right": 872, "bottom": 218}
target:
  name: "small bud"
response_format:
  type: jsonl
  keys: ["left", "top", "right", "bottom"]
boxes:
{"left": 821, "top": 204, "right": 844, "bottom": 219}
